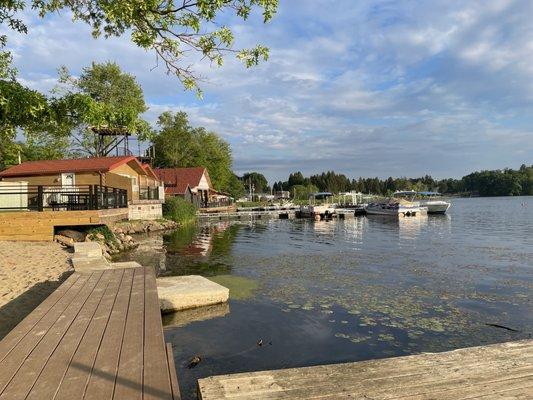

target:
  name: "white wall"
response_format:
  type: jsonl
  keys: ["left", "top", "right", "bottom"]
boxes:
{"left": 0, "top": 181, "right": 28, "bottom": 210}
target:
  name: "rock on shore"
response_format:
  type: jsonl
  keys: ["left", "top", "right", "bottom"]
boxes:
{"left": 111, "top": 219, "right": 178, "bottom": 235}
{"left": 54, "top": 219, "right": 179, "bottom": 259}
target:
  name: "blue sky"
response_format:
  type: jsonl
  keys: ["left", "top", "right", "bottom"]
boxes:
{"left": 4, "top": 0, "right": 533, "bottom": 182}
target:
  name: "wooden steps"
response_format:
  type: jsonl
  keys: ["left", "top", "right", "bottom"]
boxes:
{"left": 198, "top": 340, "right": 533, "bottom": 400}
{"left": 0, "top": 267, "right": 180, "bottom": 400}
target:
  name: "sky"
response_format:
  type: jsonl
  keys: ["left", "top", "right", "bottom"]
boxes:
{"left": 3, "top": 0, "right": 533, "bottom": 183}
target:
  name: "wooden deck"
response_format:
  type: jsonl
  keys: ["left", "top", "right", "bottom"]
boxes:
{"left": 198, "top": 340, "right": 533, "bottom": 400}
{"left": 0, "top": 209, "right": 128, "bottom": 241}
{"left": 0, "top": 267, "right": 180, "bottom": 400}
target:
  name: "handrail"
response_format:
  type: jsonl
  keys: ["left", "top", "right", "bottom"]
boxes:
{"left": 0, "top": 184, "right": 128, "bottom": 211}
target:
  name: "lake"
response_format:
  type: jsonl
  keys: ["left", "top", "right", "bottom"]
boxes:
{"left": 118, "top": 196, "right": 532, "bottom": 399}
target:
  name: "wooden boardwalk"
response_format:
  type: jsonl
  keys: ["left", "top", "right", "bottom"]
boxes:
{"left": 198, "top": 340, "right": 533, "bottom": 399}
{"left": 0, "top": 267, "right": 180, "bottom": 400}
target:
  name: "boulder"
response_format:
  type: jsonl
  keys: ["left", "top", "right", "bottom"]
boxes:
{"left": 55, "top": 234, "right": 74, "bottom": 248}
{"left": 156, "top": 275, "right": 229, "bottom": 313}
{"left": 56, "top": 229, "right": 86, "bottom": 242}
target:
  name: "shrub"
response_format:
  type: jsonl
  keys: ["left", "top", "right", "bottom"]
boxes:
{"left": 87, "top": 225, "right": 118, "bottom": 245}
{"left": 163, "top": 197, "right": 197, "bottom": 224}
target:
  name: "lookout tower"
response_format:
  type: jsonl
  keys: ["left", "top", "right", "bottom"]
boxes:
{"left": 91, "top": 126, "right": 132, "bottom": 157}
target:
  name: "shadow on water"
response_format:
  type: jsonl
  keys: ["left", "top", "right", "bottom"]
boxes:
{"left": 0, "top": 270, "right": 73, "bottom": 340}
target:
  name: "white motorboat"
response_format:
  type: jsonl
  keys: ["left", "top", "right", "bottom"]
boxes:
{"left": 416, "top": 191, "right": 451, "bottom": 214}
{"left": 366, "top": 191, "right": 423, "bottom": 217}
{"left": 365, "top": 200, "right": 422, "bottom": 217}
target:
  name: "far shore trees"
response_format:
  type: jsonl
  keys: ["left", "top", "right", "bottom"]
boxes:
{"left": 271, "top": 166, "right": 533, "bottom": 197}
{"left": 241, "top": 172, "right": 270, "bottom": 194}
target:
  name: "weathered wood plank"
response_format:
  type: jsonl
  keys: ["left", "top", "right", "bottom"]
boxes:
{"left": 0, "top": 271, "right": 105, "bottom": 400}
{"left": 0, "top": 274, "right": 91, "bottom": 392}
{"left": 198, "top": 340, "right": 533, "bottom": 400}
{"left": 83, "top": 268, "right": 135, "bottom": 400}
{"left": 24, "top": 270, "right": 112, "bottom": 400}
{"left": 143, "top": 267, "right": 174, "bottom": 400}
{"left": 113, "top": 267, "right": 145, "bottom": 400}
{"left": 53, "top": 269, "right": 125, "bottom": 400}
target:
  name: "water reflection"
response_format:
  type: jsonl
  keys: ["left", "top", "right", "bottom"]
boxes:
{"left": 162, "top": 302, "right": 230, "bottom": 328}
{"left": 117, "top": 198, "right": 533, "bottom": 400}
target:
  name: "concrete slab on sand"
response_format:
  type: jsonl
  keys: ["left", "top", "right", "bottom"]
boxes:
{"left": 72, "top": 241, "right": 142, "bottom": 272}
{"left": 73, "top": 242, "right": 102, "bottom": 257}
{"left": 157, "top": 275, "right": 229, "bottom": 313}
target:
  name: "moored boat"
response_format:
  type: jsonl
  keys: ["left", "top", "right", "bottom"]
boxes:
{"left": 366, "top": 191, "right": 423, "bottom": 217}
{"left": 417, "top": 191, "right": 451, "bottom": 214}
{"left": 365, "top": 200, "right": 422, "bottom": 217}
{"left": 299, "top": 192, "right": 336, "bottom": 220}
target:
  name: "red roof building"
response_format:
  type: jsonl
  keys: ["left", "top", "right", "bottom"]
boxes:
{"left": 0, "top": 156, "right": 143, "bottom": 177}
{"left": 0, "top": 156, "right": 162, "bottom": 203}
{"left": 154, "top": 167, "right": 215, "bottom": 207}
{"left": 154, "top": 167, "right": 212, "bottom": 194}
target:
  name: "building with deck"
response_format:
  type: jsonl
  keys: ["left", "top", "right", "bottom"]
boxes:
{"left": 0, "top": 156, "right": 165, "bottom": 240}
{"left": 155, "top": 167, "right": 231, "bottom": 208}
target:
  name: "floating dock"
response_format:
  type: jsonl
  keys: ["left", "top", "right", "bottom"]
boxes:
{"left": 198, "top": 339, "right": 532, "bottom": 399}
{"left": 199, "top": 209, "right": 297, "bottom": 220}
{"left": 0, "top": 267, "right": 180, "bottom": 400}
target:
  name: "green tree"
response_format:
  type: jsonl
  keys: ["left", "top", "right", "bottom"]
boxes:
{"left": 226, "top": 173, "right": 246, "bottom": 199}
{"left": 287, "top": 171, "right": 305, "bottom": 188}
{"left": 57, "top": 62, "right": 151, "bottom": 155}
{"left": 0, "top": 79, "right": 72, "bottom": 167}
{"left": 242, "top": 172, "right": 269, "bottom": 193}
{"left": 152, "top": 111, "right": 234, "bottom": 191}
{"left": 4, "top": 0, "right": 277, "bottom": 94}
{"left": 292, "top": 184, "right": 319, "bottom": 200}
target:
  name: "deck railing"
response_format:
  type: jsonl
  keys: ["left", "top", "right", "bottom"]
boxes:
{"left": 0, "top": 184, "right": 128, "bottom": 211}
{"left": 139, "top": 186, "right": 160, "bottom": 200}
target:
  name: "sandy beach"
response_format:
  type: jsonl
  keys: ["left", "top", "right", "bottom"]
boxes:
{"left": 0, "top": 241, "right": 73, "bottom": 339}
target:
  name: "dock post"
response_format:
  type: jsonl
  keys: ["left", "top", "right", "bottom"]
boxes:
{"left": 37, "top": 185, "right": 43, "bottom": 211}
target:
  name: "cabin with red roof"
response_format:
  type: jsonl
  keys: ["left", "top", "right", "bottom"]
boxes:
{"left": 155, "top": 167, "right": 212, "bottom": 207}
{"left": 154, "top": 167, "right": 232, "bottom": 208}
{"left": 0, "top": 156, "right": 165, "bottom": 219}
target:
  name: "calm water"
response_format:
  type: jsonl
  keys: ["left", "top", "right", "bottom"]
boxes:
{"left": 118, "top": 196, "right": 532, "bottom": 399}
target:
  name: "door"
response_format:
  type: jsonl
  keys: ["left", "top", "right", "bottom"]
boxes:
{"left": 61, "top": 173, "right": 75, "bottom": 186}
{"left": 60, "top": 173, "right": 76, "bottom": 206}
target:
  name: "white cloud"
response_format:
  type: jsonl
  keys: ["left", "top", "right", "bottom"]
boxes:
{"left": 3, "top": 0, "right": 532, "bottom": 182}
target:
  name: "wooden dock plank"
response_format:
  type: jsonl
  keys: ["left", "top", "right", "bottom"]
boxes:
{"left": 167, "top": 343, "right": 182, "bottom": 400}
{"left": 0, "top": 266, "right": 178, "bottom": 400}
{"left": 113, "top": 267, "right": 145, "bottom": 400}
{"left": 83, "top": 268, "right": 135, "bottom": 400}
{"left": 0, "top": 273, "right": 79, "bottom": 362}
{"left": 53, "top": 269, "right": 125, "bottom": 400}
{"left": 0, "top": 271, "right": 105, "bottom": 400}
{"left": 0, "top": 274, "right": 91, "bottom": 392}
{"left": 24, "top": 270, "right": 113, "bottom": 400}
{"left": 144, "top": 267, "right": 174, "bottom": 400}
{"left": 198, "top": 340, "right": 533, "bottom": 400}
